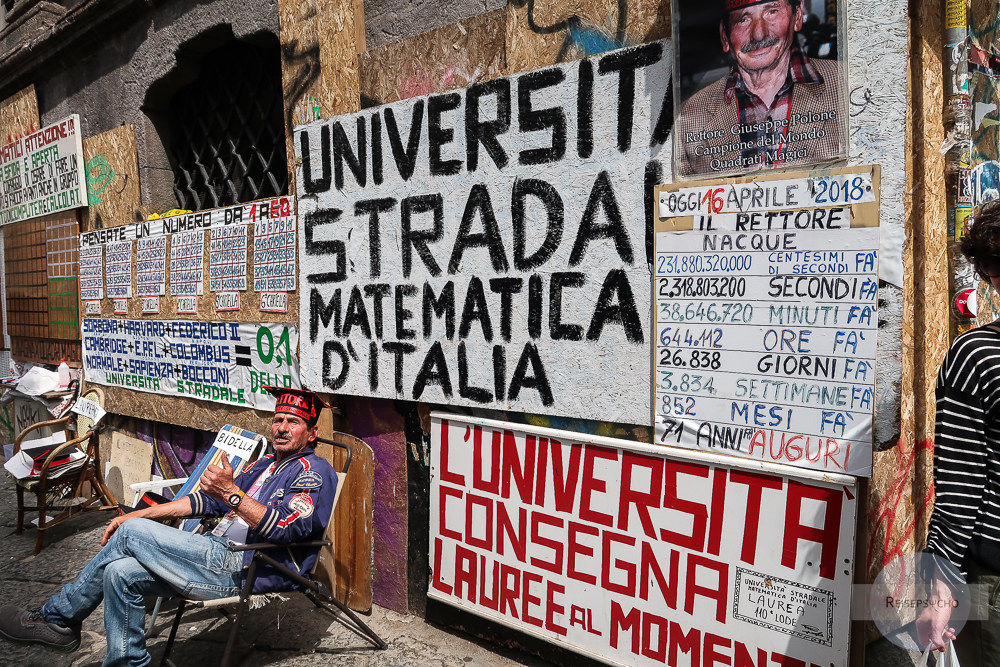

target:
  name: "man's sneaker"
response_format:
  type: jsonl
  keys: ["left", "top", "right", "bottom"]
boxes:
{"left": 0, "top": 605, "right": 81, "bottom": 652}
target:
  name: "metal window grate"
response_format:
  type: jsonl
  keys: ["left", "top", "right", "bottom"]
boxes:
{"left": 167, "top": 40, "right": 287, "bottom": 211}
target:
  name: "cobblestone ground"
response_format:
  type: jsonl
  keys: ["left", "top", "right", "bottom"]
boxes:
{"left": 0, "top": 471, "right": 550, "bottom": 667}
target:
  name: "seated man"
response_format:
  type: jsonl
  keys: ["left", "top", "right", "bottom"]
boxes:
{"left": 0, "top": 387, "right": 337, "bottom": 666}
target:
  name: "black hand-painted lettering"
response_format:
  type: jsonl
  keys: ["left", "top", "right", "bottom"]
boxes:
{"left": 459, "top": 277, "right": 494, "bottom": 341}
{"left": 493, "top": 345, "right": 506, "bottom": 401}
{"left": 342, "top": 285, "right": 372, "bottom": 339}
{"left": 508, "top": 342, "right": 553, "bottom": 406}
{"left": 304, "top": 208, "right": 343, "bottom": 255}
{"left": 549, "top": 272, "right": 586, "bottom": 341}
{"left": 570, "top": 171, "right": 632, "bottom": 265}
{"left": 644, "top": 160, "right": 663, "bottom": 267}
{"left": 489, "top": 277, "right": 523, "bottom": 342}
{"left": 528, "top": 274, "right": 543, "bottom": 339}
{"left": 371, "top": 113, "right": 384, "bottom": 185}
{"left": 384, "top": 101, "right": 425, "bottom": 181}
{"left": 598, "top": 43, "right": 663, "bottom": 152}
{"left": 369, "top": 342, "right": 379, "bottom": 391}
{"left": 512, "top": 178, "right": 563, "bottom": 270}
{"left": 577, "top": 59, "right": 594, "bottom": 159}
{"left": 363, "top": 283, "right": 391, "bottom": 338}
{"left": 413, "top": 341, "right": 453, "bottom": 399}
{"left": 428, "top": 93, "right": 463, "bottom": 176}
{"left": 449, "top": 184, "right": 509, "bottom": 274}
{"left": 322, "top": 341, "right": 349, "bottom": 390}
{"left": 401, "top": 194, "right": 444, "bottom": 277}
{"left": 395, "top": 284, "right": 418, "bottom": 340}
{"left": 422, "top": 281, "right": 456, "bottom": 340}
{"left": 587, "top": 269, "right": 643, "bottom": 343}
{"left": 517, "top": 68, "right": 567, "bottom": 165}
{"left": 466, "top": 78, "right": 511, "bottom": 171}
{"left": 300, "top": 125, "right": 331, "bottom": 193}
{"left": 332, "top": 118, "right": 367, "bottom": 190}
{"left": 458, "top": 341, "right": 493, "bottom": 403}
{"left": 383, "top": 341, "right": 417, "bottom": 393}
{"left": 355, "top": 198, "right": 396, "bottom": 278}
{"left": 651, "top": 75, "right": 673, "bottom": 147}
{"left": 309, "top": 288, "right": 341, "bottom": 343}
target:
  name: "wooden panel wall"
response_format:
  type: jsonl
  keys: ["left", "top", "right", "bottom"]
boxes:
{"left": 505, "top": 0, "right": 670, "bottom": 72}
{"left": 359, "top": 10, "right": 507, "bottom": 106}
{"left": 864, "top": 0, "right": 945, "bottom": 621}
{"left": 0, "top": 85, "right": 39, "bottom": 144}
{"left": 81, "top": 124, "right": 145, "bottom": 232}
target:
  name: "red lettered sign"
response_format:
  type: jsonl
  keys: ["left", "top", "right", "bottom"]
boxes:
{"left": 429, "top": 414, "right": 856, "bottom": 666}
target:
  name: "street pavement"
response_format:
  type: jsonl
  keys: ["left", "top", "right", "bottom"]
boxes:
{"left": 0, "top": 470, "right": 553, "bottom": 667}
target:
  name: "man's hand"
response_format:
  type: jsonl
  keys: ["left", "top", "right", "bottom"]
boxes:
{"left": 102, "top": 513, "right": 129, "bottom": 546}
{"left": 201, "top": 452, "right": 237, "bottom": 500}
{"left": 916, "top": 575, "right": 958, "bottom": 651}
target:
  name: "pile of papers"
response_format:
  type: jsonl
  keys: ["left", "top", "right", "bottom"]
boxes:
{"left": 3, "top": 432, "right": 86, "bottom": 480}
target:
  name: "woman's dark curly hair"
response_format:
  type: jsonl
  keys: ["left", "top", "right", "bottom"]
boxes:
{"left": 962, "top": 203, "right": 1000, "bottom": 280}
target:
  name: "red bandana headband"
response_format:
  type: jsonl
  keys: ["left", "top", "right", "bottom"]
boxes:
{"left": 264, "top": 386, "right": 329, "bottom": 424}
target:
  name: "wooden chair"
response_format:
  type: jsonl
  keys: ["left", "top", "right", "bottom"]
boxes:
{"left": 158, "top": 434, "right": 387, "bottom": 667}
{"left": 12, "top": 386, "right": 117, "bottom": 554}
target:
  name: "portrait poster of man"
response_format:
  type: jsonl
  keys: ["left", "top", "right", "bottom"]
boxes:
{"left": 672, "top": 0, "right": 848, "bottom": 179}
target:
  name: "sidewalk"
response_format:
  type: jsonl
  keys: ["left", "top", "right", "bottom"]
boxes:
{"left": 0, "top": 471, "right": 546, "bottom": 667}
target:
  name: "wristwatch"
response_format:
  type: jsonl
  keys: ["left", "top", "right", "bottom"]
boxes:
{"left": 226, "top": 491, "right": 244, "bottom": 509}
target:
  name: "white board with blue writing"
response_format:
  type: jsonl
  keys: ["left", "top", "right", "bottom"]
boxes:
{"left": 653, "top": 167, "right": 880, "bottom": 477}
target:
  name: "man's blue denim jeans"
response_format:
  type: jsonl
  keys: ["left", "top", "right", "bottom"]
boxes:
{"left": 39, "top": 518, "right": 242, "bottom": 667}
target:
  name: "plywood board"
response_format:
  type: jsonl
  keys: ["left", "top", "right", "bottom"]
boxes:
{"left": 99, "top": 385, "right": 274, "bottom": 436}
{"left": 81, "top": 125, "right": 143, "bottom": 231}
{"left": 106, "top": 431, "right": 155, "bottom": 507}
{"left": 0, "top": 85, "right": 39, "bottom": 144}
{"left": 313, "top": 427, "right": 375, "bottom": 612}
{"left": 505, "top": 0, "right": 670, "bottom": 73}
{"left": 279, "top": 0, "right": 363, "bottom": 193}
{"left": 359, "top": 10, "right": 507, "bottom": 106}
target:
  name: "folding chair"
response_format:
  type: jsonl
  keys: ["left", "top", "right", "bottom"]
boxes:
{"left": 128, "top": 424, "right": 268, "bottom": 634}
{"left": 11, "top": 386, "right": 117, "bottom": 554}
{"left": 158, "top": 434, "right": 387, "bottom": 667}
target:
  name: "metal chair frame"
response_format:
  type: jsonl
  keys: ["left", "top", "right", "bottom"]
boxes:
{"left": 158, "top": 435, "right": 387, "bottom": 666}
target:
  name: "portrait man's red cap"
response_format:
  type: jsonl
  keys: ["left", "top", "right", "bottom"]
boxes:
{"left": 725, "top": 0, "right": 782, "bottom": 10}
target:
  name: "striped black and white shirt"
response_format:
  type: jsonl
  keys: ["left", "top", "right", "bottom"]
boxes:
{"left": 926, "top": 324, "right": 1000, "bottom": 573}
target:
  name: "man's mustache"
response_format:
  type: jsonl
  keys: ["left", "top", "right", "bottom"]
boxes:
{"left": 742, "top": 35, "right": 780, "bottom": 52}
{"left": 274, "top": 430, "right": 291, "bottom": 440}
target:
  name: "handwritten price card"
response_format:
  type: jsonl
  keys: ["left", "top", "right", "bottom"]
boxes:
{"left": 653, "top": 167, "right": 880, "bottom": 477}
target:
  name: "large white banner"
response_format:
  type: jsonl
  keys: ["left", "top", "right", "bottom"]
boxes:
{"left": 0, "top": 115, "right": 87, "bottom": 225}
{"left": 82, "top": 318, "right": 300, "bottom": 409}
{"left": 430, "top": 414, "right": 856, "bottom": 667}
{"left": 295, "top": 42, "right": 672, "bottom": 423}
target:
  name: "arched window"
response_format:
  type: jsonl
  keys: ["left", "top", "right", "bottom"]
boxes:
{"left": 147, "top": 33, "right": 287, "bottom": 211}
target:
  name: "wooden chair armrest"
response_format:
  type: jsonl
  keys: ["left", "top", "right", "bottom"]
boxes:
{"left": 229, "top": 540, "right": 332, "bottom": 552}
{"left": 13, "top": 416, "right": 72, "bottom": 453}
{"left": 33, "top": 439, "right": 89, "bottom": 485}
